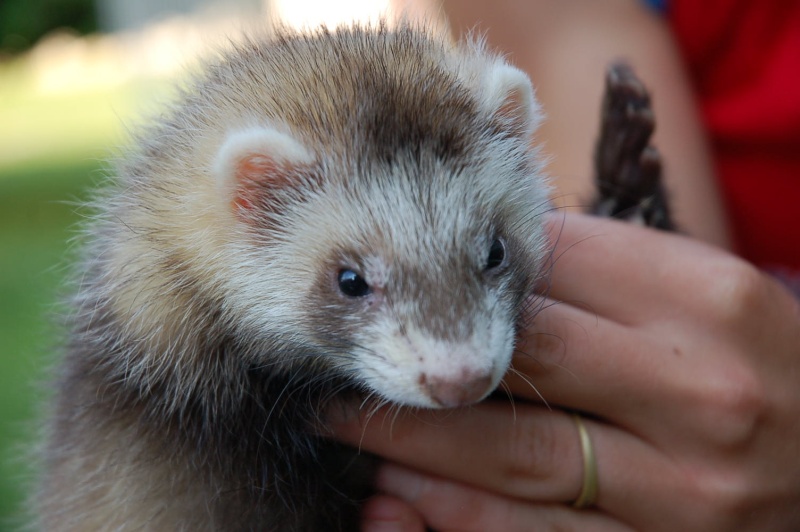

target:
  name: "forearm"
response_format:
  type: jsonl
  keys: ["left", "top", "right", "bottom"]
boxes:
{"left": 439, "top": 0, "right": 732, "bottom": 249}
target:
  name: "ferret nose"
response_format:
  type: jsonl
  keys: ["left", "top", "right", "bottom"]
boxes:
{"left": 421, "top": 371, "right": 494, "bottom": 408}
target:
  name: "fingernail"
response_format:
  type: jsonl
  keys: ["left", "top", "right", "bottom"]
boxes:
{"left": 361, "top": 495, "right": 422, "bottom": 532}
{"left": 361, "top": 500, "right": 407, "bottom": 532}
{"left": 376, "top": 463, "right": 424, "bottom": 502}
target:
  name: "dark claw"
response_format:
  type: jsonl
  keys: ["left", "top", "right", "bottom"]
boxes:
{"left": 590, "top": 62, "right": 674, "bottom": 231}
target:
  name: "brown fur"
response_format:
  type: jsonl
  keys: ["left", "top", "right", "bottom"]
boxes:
{"left": 36, "top": 22, "right": 552, "bottom": 531}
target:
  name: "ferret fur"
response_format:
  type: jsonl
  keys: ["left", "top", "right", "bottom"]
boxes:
{"left": 37, "top": 23, "right": 553, "bottom": 531}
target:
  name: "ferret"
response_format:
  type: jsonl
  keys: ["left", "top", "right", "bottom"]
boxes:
{"left": 36, "top": 23, "right": 669, "bottom": 531}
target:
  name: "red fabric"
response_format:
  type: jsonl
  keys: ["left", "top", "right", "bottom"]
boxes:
{"left": 668, "top": 0, "right": 800, "bottom": 270}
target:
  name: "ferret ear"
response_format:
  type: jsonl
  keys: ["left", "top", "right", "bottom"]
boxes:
{"left": 484, "top": 63, "right": 542, "bottom": 138}
{"left": 214, "top": 127, "right": 314, "bottom": 212}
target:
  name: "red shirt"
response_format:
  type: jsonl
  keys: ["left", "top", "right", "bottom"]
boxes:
{"left": 668, "top": 0, "right": 800, "bottom": 271}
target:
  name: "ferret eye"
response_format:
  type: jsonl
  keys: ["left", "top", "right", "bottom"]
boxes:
{"left": 338, "top": 269, "right": 372, "bottom": 298}
{"left": 485, "top": 238, "right": 507, "bottom": 271}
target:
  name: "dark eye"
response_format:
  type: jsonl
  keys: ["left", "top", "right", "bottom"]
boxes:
{"left": 485, "top": 238, "right": 507, "bottom": 271}
{"left": 337, "top": 269, "right": 372, "bottom": 297}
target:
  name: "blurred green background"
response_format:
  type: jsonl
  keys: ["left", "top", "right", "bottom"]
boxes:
{"left": 0, "top": 0, "right": 98, "bottom": 56}
{"left": 1, "top": 0, "right": 367, "bottom": 525}
{"left": 0, "top": 0, "right": 154, "bottom": 525}
{"left": 0, "top": 74, "right": 156, "bottom": 527}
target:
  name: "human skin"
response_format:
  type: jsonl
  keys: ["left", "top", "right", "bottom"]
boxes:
{"left": 332, "top": 213, "right": 800, "bottom": 531}
{"left": 439, "top": 0, "right": 732, "bottom": 250}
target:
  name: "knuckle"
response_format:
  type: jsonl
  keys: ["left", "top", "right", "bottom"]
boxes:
{"left": 686, "top": 467, "right": 755, "bottom": 529}
{"left": 697, "top": 364, "right": 767, "bottom": 450}
{"left": 501, "top": 412, "right": 563, "bottom": 495}
{"left": 522, "top": 309, "right": 571, "bottom": 371}
{"left": 699, "top": 259, "right": 767, "bottom": 327}
{"left": 523, "top": 303, "right": 593, "bottom": 374}
{"left": 515, "top": 332, "right": 568, "bottom": 376}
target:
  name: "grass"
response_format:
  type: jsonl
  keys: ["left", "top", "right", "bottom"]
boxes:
{"left": 0, "top": 157, "right": 100, "bottom": 525}
{"left": 0, "top": 59, "right": 170, "bottom": 525}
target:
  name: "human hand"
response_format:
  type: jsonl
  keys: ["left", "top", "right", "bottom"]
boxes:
{"left": 331, "top": 213, "right": 800, "bottom": 531}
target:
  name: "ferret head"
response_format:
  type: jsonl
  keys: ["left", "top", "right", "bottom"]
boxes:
{"left": 103, "top": 25, "right": 551, "bottom": 410}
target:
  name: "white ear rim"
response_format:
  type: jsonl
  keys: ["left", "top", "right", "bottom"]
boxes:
{"left": 484, "top": 63, "right": 543, "bottom": 135}
{"left": 213, "top": 127, "right": 313, "bottom": 192}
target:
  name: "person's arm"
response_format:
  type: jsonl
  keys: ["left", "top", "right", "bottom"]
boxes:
{"left": 442, "top": 0, "right": 732, "bottom": 249}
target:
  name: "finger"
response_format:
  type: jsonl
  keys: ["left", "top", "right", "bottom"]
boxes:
{"left": 541, "top": 212, "right": 727, "bottom": 323}
{"left": 333, "top": 403, "right": 707, "bottom": 529}
{"left": 511, "top": 298, "right": 677, "bottom": 424}
{"left": 333, "top": 401, "right": 685, "bottom": 519}
{"left": 374, "top": 462, "right": 632, "bottom": 532}
{"left": 511, "top": 295, "right": 751, "bottom": 445}
{"left": 361, "top": 495, "right": 426, "bottom": 532}
{"left": 332, "top": 403, "right": 582, "bottom": 503}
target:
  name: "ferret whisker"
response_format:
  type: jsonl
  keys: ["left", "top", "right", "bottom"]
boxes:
{"left": 357, "top": 395, "right": 390, "bottom": 452}
{"left": 507, "top": 366, "right": 550, "bottom": 411}
{"left": 364, "top": 396, "right": 388, "bottom": 426}
{"left": 359, "top": 393, "right": 375, "bottom": 412}
{"left": 525, "top": 295, "right": 563, "bottom": 323}
{"left": 388, "top": 403, "right": 406, "bottom": 440}
{"left": 498, "top": 380, "right": 517, "bottom": 422}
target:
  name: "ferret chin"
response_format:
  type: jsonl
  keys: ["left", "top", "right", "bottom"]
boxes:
{"left": 35, "top": 22, "right": 553, "bottom": 531}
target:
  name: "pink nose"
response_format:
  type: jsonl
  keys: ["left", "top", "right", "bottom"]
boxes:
{"left": 421, "top": 372, "right": 494, "bottom": 408}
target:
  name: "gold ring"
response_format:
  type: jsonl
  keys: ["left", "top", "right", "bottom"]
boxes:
{"left": 571, "top": 413, "right": 598, "bottom": 509}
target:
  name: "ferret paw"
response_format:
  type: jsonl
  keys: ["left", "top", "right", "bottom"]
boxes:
{"left": 591, "top": 62, "right": 673, "bottom": 230}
